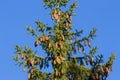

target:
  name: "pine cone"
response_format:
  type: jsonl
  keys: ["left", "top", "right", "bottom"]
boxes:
{"left": 34, "top": 40, "right": 39, "bottom": 47}
{"left": 88, "top": 39, "right": 92, "bottom": 48}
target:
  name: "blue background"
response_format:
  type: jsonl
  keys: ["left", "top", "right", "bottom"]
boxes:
{"left": 0, "top": 0, "right": 120, "bottom": 80}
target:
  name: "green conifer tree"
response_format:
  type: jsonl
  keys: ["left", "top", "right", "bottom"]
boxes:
{"left": 14, "top": 0, "right": 115, "bottom": 80}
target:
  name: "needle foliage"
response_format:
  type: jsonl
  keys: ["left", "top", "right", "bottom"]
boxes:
{"left": 14, "top": 0, "right": 115, "bottom": 80}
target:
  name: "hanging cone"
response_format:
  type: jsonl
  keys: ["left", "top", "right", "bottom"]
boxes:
{"left": 58, "top": 10, "right": 61, "bottom": 16}
{"left": 53, "top": 60, "right": 57, "bottom": 65}
{"left": 66, "top": 22, "right": 69, "bottom": 28}
{"left": 54, "top": 9, "right": 57, "bottom": 14}
{"left": 55, "top": 14, "right": 59, "bottom": 20}
{"left": 90, "top": 57, "right": 94, "bottom": 65}
{"left": 31, "top": 59, "right": 35, "bottom": 67}
{"left": 48, "top": 42, "right": 51, "bottom": 48}
{"left": 59, "top": 55, "right": 65, "bottom": 61}
{"left": 57, "top": 17, "right": 60, "bottom": 22}
{"left": 56, "top": 56, "right": 61, "bottom": 64}
{"left": 52, "top": 14, "right": 55, "bottom": 20}
{"left": 27, "top": 58, "right": 34, "bottom": 67}
{"left": 54, "top": 9, "right": 58, "bottom": 20}
{"left": 34, "top": 39, "right": 39, "bottom": 47}
{"left": 59, "top": 41, "right": 63, "bottom": 49}
{"left": 105, "top": 67, "right": 110, "bottom": 76}
{"left": 53, "top": 13, "right": 56, "bottom": 19}
{"left": 30, "top": 69, "right": 34, "bottom": 74}
{"left": 45, "top": 35, "right": 49, "bottom": 41}
{"left": 69, "top": 23, "right": 72, "bottom": 27}
{"left": 21, "top": 53, "right": 25, "bottom": 59}
{"left": 61, "top": 69, "right": 64, "bottom": 75}
{"left": 55, "top": 69, "right": 59, "bottom": 76}
{"left": 55, "top": 43, "right": 58, "bottom": 48}
{"left": 62, "top": 35, "right": 65, "bottom": 41}
{"left": 66, "top": 14, "right": 69, "bottom": 18}
{"left": 65, "top": 27, "right": 68, "bottom": 30}
{"left": 39, "top": 37, "right": 43, "bottom": 42}
{"left": 27, "top": 58, "right": 31, "bottom": 66}
{"left": 88, "top": 39, "right": 92, "bottom": 48}
{"left": 42, "top": 36, "right": 46, "bottom": 42}
{"left": 28, "top": 73, "right": 31, "bottom": 80}
{"left": 98, "top": 66, "right": 104, "bottom": 73}
{"left": 95, "top": 73, "right": 99, "bottom": 79}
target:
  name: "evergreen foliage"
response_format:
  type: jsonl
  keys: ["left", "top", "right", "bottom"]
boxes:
{"left": 14, "top": 0, "right": 115, "bottom": 80}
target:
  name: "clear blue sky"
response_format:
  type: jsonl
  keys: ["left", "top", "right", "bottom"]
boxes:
{"left": 0, "top": 0, "right": 120, "bottom": 80}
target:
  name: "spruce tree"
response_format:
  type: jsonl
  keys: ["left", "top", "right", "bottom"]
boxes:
{"left": 14, "top": 0, "right": 115, "bottom": 80}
